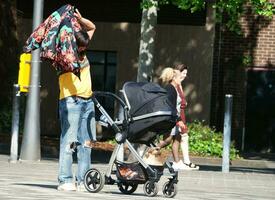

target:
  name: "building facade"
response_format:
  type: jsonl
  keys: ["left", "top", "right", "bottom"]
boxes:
{"left": 15, "top": 0, "right": 275, "bottom": 152}
{"left": 17, "top": 0, "right": 215, "bottom": 139}
{"left": 211, "top": 2, "right": 275, "bottom": 152}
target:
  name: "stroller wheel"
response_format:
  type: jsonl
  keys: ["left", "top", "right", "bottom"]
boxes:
{"left": 162, "top": 181, "right": 177, "bottom": 198}
{"left": 118, "top": 182, "right": 138, "bottom": 194}
{"left": 143, "top": 181, "right": 158, "bottom": 197}
{"left": 84, "top": 168, "right": 105, "bottom": 193}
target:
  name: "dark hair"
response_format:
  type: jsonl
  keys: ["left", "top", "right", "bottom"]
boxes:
{"left": 174, "top": 64, "right": 187, "bottom": 72}
{"left": 75, "top": 30, "right": 89, "bottom": 49}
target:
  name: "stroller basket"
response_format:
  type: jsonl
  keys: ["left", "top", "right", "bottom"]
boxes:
{"left": 116, "top": 161, "right": 147, "bottom": 182}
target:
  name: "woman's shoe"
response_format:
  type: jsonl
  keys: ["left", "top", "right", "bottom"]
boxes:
{"left": 183, "top": 162, "right": 199, "bottom": 170}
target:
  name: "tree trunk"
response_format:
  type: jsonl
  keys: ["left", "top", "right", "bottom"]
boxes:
{"left": 137, "top": 0, "right": 157, "bottom": 82}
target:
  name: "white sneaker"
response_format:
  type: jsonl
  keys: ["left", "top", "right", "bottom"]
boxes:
{"left": 76, "top": 182, "right": 87, "bottom": 192}
{"left": 57, "top": 182, "right": 76, "bottom": 191}
{"left": 172, "top": 160, "right": 185, "bottom": 171}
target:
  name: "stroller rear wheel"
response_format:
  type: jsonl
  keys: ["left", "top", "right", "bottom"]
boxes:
{"left": 143, "top": 181, "right": 158, "bottom": 197}
{"left": 84, "top": 168, "right": 105, "bottom": 193}
{"left": 118, "top": 182, "right": 138, "bottom": 194}
{"left": 162, "top": 181, "right": 177, "bottom": 198}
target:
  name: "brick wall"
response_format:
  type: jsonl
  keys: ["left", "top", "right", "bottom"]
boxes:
{"left": 211, "top": 2, "right": 275, "bottom": 149}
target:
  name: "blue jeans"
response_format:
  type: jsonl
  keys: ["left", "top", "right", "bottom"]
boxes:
{"left": 58, "top": 96, "right": 96, "bottom": 184}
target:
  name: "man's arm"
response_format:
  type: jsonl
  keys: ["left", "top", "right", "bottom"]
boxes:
{"left": 74, "top": 9, "right": 96, "bottom": 39}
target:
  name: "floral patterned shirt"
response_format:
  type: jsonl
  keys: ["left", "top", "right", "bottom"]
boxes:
{"left": 23, "top": 4, "right": 84, "bottom": 75}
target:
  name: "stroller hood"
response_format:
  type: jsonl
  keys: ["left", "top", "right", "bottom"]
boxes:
{"left": 123, "top": 82, "right": 177, "bottom": 117}
{"left": 122, "top": 82, "right": 177, "bottom": 143}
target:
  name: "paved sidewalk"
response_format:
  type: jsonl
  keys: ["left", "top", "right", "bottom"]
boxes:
{"left": 0, "top": 154, "right": 275, "bottom": 200}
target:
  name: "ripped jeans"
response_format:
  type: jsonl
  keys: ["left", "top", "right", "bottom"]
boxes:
{"left": 58, "top": 96, "right": 96, "bottom": 184}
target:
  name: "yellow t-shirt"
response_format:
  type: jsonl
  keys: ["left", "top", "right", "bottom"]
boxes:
{"left": 59, "top": 57, "right": 92, "bottom": 100}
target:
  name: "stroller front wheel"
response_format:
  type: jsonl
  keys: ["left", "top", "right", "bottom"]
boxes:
{"left": 143, "top": 181, "right": 158, "bottom": 197}
{"left": 162, "top": 181, "right": 177, "bottom": 198}
{"left": 84, "top": 168, "right": 105, "bottom": 193}
{"left": 118, "top": 182, "right": 138, "bottom": 194}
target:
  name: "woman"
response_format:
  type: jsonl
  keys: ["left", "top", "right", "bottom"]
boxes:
{"left": 157, "top": 65, "right": 199, "bottom": 171}
{"left": 157, "top": 67, "right": 183, "bottom": 170}
{"left": 174, "top": 64, "right": 199, "bottom": 170}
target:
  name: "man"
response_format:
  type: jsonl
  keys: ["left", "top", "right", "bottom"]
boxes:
{"left": 57, "top": 8, "right": 96, "bottom": 191}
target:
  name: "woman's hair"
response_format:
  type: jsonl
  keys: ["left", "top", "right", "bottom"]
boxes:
{"left": 174, "top": 64, "right": 187, "bottom": 72}
{"left": 75, "top": 30, "right": 89, "bottom": 51}
{"left": 159, "top": 67, "right": 175, "bottom": 85}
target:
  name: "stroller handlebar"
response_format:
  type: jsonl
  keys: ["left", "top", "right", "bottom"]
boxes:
{"left": 92, "top": 91, "right": 132, "bottom": 123}
{"left": 93, "top": 91, "right": 127, "bottom": 108}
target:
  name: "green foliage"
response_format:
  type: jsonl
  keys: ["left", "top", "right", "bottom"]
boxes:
{"left": 172, "top": 0, "right": 205, "bottom": 13}
{"left": 187, "top": 121, "right": 239, "bottom": 160}
{"left": 140, "top": 0, "right": 158, "bottom": 9}
{"left": 242, "top": 55, "right": 253, "bottom": 66}
{"left": 155, "top": 121, "right": 239, "bottom": 159}
{"left": 141, "top": 0, "right": 275, "bottom": 34}
{"left": 251, "top": 0, "right": 275, "bottom": 16}
{"left": 107, "top": 139, "right": 116, "bottom": 145}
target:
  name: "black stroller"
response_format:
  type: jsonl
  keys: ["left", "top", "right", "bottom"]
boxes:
{"left": 83, "top": 82, "right": 179, "bottom": 197}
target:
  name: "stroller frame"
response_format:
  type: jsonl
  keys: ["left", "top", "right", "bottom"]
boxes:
{"left": 83, "top": 89, "right": 178, "bottom": 197}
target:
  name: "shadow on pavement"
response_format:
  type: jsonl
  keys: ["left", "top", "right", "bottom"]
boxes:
{"left": 241, "top": 152, "right": 275, "bottom": 162}
{"left": 199, "top": 164, "right": 275, "bottom": 174}
{"left": 13, "top": 183, "right": 57, "bottom": 190}
{"left": 104, "top": 191, "right": 146, "bottom": 197}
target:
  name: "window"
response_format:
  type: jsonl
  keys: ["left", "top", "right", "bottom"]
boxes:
{"left": 86, "top": 51, "right": 117, "bottom": 116}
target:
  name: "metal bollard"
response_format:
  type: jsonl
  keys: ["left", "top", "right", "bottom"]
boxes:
{"left": 222, "top": 94, "right": 233, "bottom": 173}
{"left": 9, "top": 84, "right": 21, "bottom": 163}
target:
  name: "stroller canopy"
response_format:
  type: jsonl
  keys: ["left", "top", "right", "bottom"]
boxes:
{"left": 121, "top": 82, "right": 178, "bottom": 144}
{"left": 122, "top": 82, "right": 177, "bottom": 117}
